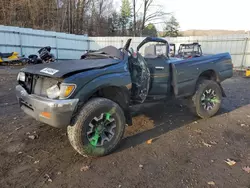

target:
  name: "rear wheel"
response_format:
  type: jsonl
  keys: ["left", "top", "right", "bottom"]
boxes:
{"left": 67, "top": 98, "right": 126, "bottom": 157}
{"left": 190, "top": 80, "right": 222, "bottom": 118}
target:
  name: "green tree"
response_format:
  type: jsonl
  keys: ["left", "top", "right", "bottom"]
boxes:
{"left": 120, "top": 0, "right": 132, "bottom": 35}
{"left": 164, "top": 16, "right": 181, "bottom": 37}
{"left": 142, "top": 23, "right": 158, "bottom": 37}
{"left": 110, "top": 11, "right": 121, "bottom": 35}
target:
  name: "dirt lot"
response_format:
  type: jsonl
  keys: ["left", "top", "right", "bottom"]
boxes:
{"left": 0, "top": 67, "right": 250, "bottom": 188}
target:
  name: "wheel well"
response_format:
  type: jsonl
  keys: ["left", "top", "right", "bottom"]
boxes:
{"left": 194, "top": 70, "right": 225, "bottom": 97}
{"left": 193, "top": 70, "right": 220, "bottom": 95}
{"left": 198, "top": 70, "right": 219, "bottom": 82}
{"left": 91, "top": 86, "right": 132, "bottom": 125}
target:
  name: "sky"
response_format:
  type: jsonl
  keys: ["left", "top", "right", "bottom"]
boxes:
{"left": 116, "top": 0, "right": 250, "bottom": 31}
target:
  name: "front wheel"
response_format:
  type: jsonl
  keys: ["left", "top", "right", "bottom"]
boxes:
{"left": 190, "top": 80, "right": 222, "bottom": 119}
{"left": 67, "top": 98, "right": 126, "bottom": 157}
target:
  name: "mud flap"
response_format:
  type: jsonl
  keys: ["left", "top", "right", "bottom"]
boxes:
{"left": 219, "top": 83, "right": 226, "bottom": 97}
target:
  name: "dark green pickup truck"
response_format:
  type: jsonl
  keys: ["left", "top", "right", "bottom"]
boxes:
{"left": 16, "top": 37, "right": 233, "bottom": 157}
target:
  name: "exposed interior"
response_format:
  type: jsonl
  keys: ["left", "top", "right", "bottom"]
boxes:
{"left": 177, "top": 43, "right": 203, "bottom": 58}
{"left": 128, "top": 38, "right": 172, "bottom": 103}
{"left": 128, "top": 52, "right": 150, "bottom": 103}
{"left": 81, "top": 46, "right": 123, "bottom": 60}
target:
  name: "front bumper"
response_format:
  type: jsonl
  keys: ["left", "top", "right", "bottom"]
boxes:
{"left": 16, "top": 85, "right": 79, "bottom": 128}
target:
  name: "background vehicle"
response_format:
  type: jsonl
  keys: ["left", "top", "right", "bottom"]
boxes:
{"left": 177, "top": 42, "right": 203, "bottom": 59}
{"left": 27, "top": 46, "right": 55, "bottom": 64}
{"left": 0, "top": 51, "right": 26, "bottom": 65}
{"left": 16, "top": 37, "right": 233, "bottom": 157}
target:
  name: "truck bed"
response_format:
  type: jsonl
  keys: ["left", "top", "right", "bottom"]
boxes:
{"left": 170, "top": 52, "right": 233, "bottom": 97}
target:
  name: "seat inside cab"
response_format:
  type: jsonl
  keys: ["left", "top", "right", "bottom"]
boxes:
{"left": 144, "top": 44, "right": 168, "bottom": 59}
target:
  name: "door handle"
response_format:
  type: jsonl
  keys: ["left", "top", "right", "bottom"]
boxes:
{"left": 155, "top": 66, "right": 164, "bottom": 70}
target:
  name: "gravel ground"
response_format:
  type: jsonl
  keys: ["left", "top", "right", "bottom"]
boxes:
{"left": 0, "top": 67, "right": 249, "bottom": 188}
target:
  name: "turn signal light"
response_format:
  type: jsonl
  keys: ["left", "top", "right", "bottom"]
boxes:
{"left": 60, "top": 84, "right": 76, "bottom": 98}
{"left": 40, "top": 112, "right": 51, "bottom": 119}
{"left": 65, "top": 85, "right": 75, "bottom": 97}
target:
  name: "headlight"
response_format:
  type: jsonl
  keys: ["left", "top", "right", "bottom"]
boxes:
{"left": 46, "top": 85, "right": 60, "bottom": 99}
{"left": 46, "top": 83, "right": 76, "bottom": 99}
{"left": 59, "top": 84, "right": 76, "bottom": 99}
{"left": 17, "top": 72, "right": 25, "bottom": 82}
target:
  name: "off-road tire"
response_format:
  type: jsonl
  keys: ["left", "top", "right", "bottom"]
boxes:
{"left": 67, "top": 98, "right": 126, "bottom": 157}
{"left": 190, "top": 80, "right": 222, "bottom": 118}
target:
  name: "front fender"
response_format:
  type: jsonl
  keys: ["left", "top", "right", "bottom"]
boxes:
{"left": 74, "top": 72, "right": 132, "bottom": 125}
{"left": 74, "top": 72, "right": 132, "bottom": 102}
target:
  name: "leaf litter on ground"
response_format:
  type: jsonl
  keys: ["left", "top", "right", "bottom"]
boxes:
{"left": 80, "top": 165, "right": 90, "bottom": 172}
{"left": 224, "top": 159, "right": 236, "bottom": 166}
{"left": 202, "top": 141, "right": 212, "bottom": 147}
{"left": 207, "top": 181, "right": 215, "bottom": 186}
{"left": 242, "top": 166, "right": 250, "bottom": 173}
{"left": 202, "top": 140, "right": 217, "bottom": 147}
{"left": 146, "top": 139, "right": 153, "bottom": 144}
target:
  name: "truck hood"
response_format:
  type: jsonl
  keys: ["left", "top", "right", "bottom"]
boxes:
{"left": 21, "top": 58, "right": 120, "bottom": 78}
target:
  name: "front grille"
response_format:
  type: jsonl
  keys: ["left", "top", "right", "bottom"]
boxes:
{"left": 19, "top": 73, "right": 33, "bottom": 94}
{"left": 19, "top": 74, "right": 60, "bottom": 97}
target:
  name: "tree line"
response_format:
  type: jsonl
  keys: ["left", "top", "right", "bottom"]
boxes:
{"left": 0, "top": 0, "right": 181, "bottom": 37}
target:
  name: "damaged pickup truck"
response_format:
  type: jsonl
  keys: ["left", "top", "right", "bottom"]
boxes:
{"left": 16, "top": 37, "right": 233, "bottom": 157}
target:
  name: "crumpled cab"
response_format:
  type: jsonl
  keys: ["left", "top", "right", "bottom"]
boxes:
{"left": 16, "top": 37, "right": 233, "bottom": 157}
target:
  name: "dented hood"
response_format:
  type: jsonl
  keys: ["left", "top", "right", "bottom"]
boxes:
{"left": 21, "top": 58, "right": 120, "bottom": 78}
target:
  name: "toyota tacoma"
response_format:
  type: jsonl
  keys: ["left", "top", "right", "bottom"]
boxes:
{"left": 16, "top": 37, "right": 233, "bottom": 157}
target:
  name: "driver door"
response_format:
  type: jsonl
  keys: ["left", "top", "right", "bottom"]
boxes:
{"left": 138, "top": 38, "right": 170, "bottom": 96}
